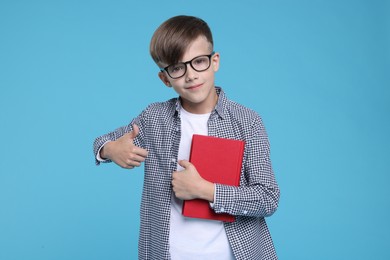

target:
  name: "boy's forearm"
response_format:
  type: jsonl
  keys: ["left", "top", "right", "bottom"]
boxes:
{"left": 213, "top": 183, "right": 279, "bottom": 218}
{"left": 94, "top": 135, "right": 114, "bottom": 165}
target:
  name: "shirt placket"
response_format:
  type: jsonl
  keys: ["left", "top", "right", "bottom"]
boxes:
{"left": 163, "top": 113, "right": 181, "bottom": 259}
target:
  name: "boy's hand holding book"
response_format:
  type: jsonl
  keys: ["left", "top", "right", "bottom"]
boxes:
{"left": 172, "top": 160, "right": 215, "bottom": 202}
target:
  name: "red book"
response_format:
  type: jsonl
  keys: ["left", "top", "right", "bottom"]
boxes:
{"left": 182, "top": 134, "right": 245, "bottom": 222}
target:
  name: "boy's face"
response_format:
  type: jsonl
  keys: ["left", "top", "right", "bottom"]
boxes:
{"left": 158, "top": 36, "right": 220, "bottom": 114}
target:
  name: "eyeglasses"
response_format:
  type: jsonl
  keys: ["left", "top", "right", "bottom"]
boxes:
{"left": 160, "top": 52, "right": 215, "bottom": 79}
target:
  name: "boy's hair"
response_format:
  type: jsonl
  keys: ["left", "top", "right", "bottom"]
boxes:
{"left": 150, "top": 15, "right": 214, "bottom": 67}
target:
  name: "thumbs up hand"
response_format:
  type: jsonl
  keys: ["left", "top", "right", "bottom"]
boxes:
{"left": 100, "top": 124, "right": 149, "bottom": 169}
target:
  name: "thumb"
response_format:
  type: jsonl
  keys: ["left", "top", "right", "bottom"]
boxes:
{"left": 129, "top": 124, "right": 140, "bottom": 139}
{"left": 178, "top": 159, "right": 192, "bottom": 169}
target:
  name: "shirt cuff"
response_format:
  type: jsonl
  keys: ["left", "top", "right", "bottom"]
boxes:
{"left": 209, "top": 183, "right": 217, "bottom": 208}
{"left": 96, "top": 140, "right": 111, "bottom": 162}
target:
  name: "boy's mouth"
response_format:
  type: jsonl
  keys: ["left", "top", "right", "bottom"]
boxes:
{"left": 186, "top": 83, "right": 203, "bottom": 90}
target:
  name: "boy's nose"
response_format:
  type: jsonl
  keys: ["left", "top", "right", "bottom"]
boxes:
{"left": 185, "top": 64, "right": 198, "bottom": 81}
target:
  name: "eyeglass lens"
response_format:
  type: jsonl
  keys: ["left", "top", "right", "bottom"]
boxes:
{"left": 167, "top": 55, "right": 211, "bottom": 78}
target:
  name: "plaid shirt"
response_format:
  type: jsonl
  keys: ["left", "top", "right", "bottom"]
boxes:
{"left": 93, "top": 87, "right": 280, "bottom": 259}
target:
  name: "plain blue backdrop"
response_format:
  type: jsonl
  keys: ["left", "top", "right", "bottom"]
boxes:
{"left": 1, "top": 0, "right": 389, "bottom": 259}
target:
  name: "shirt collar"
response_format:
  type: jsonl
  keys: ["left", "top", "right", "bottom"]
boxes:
{"left": 173, "top": 86, "right": 227, "bottom": 119}
{"left": 214, "top": 86, "right": 227, "bottom": 119}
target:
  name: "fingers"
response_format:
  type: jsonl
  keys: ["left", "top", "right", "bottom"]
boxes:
{"left": 133, "top": 146, "right": 149, "bottom": 158}
{"left": 122, "top": 160, "right": 140, "bottom": 169}
{"left": 120, "top": 157, "right": 143, "bottom": 169}
{"left": 121, "top": 164, "right": 135, "bottom": 169}
{"left": 121, "top": 147, "right": 148, "bottom": 168}
{"left": 128, "top": 124, "right": 140, "bottom": 139}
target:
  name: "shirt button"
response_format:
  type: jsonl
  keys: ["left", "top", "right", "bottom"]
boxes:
{"left": 243, "top": 210, "right": 248, "bottom": 215}
{"left": 220, "top": 207, "right": 225, "bottom": 212}
{"left": 171, "top": 158, "right": 176, "bottom": 163}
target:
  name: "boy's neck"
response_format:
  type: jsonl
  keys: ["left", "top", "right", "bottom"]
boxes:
{"left": 180, "top": 91, "right": 218, "bottom": 114}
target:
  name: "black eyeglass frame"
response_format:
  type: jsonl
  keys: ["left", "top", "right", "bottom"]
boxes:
{"left": 160, "top": 51, "right": 215, "bottom": 79}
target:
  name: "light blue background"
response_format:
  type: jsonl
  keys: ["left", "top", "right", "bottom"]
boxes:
{"left": 1, "top": 0, "right": 389, "bottom": 259}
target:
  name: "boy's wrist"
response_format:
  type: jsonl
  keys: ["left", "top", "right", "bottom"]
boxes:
{"left": 100, "top": 141, "right": 112, "bottom": 160}
{"left": 198, "top": 180, "right": 215, "bottom": 203}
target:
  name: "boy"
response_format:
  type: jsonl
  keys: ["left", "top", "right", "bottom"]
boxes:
{"left": 93, "top": 15, "right": 280, "bottom": 259}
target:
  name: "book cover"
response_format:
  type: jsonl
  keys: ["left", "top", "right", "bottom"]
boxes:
{"left": 182, "top": 134, "right": 245, "bottom": 222}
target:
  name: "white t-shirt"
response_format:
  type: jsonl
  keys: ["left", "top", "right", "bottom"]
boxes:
{"left": 169, "top": 107, "right": 235, "bottom": 260}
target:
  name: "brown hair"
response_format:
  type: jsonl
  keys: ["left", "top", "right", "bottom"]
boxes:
{"left": 150, "top": 15, "right": 213, "bottom": 67}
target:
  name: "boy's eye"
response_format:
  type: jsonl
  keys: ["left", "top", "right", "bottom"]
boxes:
{"left": 169, "top": 64, "right": 184, "bottom": 73}
{"left": 193, "top": 57, "right": 207, "bottom": 65}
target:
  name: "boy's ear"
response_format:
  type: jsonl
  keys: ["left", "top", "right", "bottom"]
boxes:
{"left": 211, "top": 52, "right": 220, "bottom": 72}
{"left": 158, "top": 71, "right": 172, "bottom": 87}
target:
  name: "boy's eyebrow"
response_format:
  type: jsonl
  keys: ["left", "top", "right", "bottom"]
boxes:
{"left": 177, "top": 51, "right": 215, "bottom": 63}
